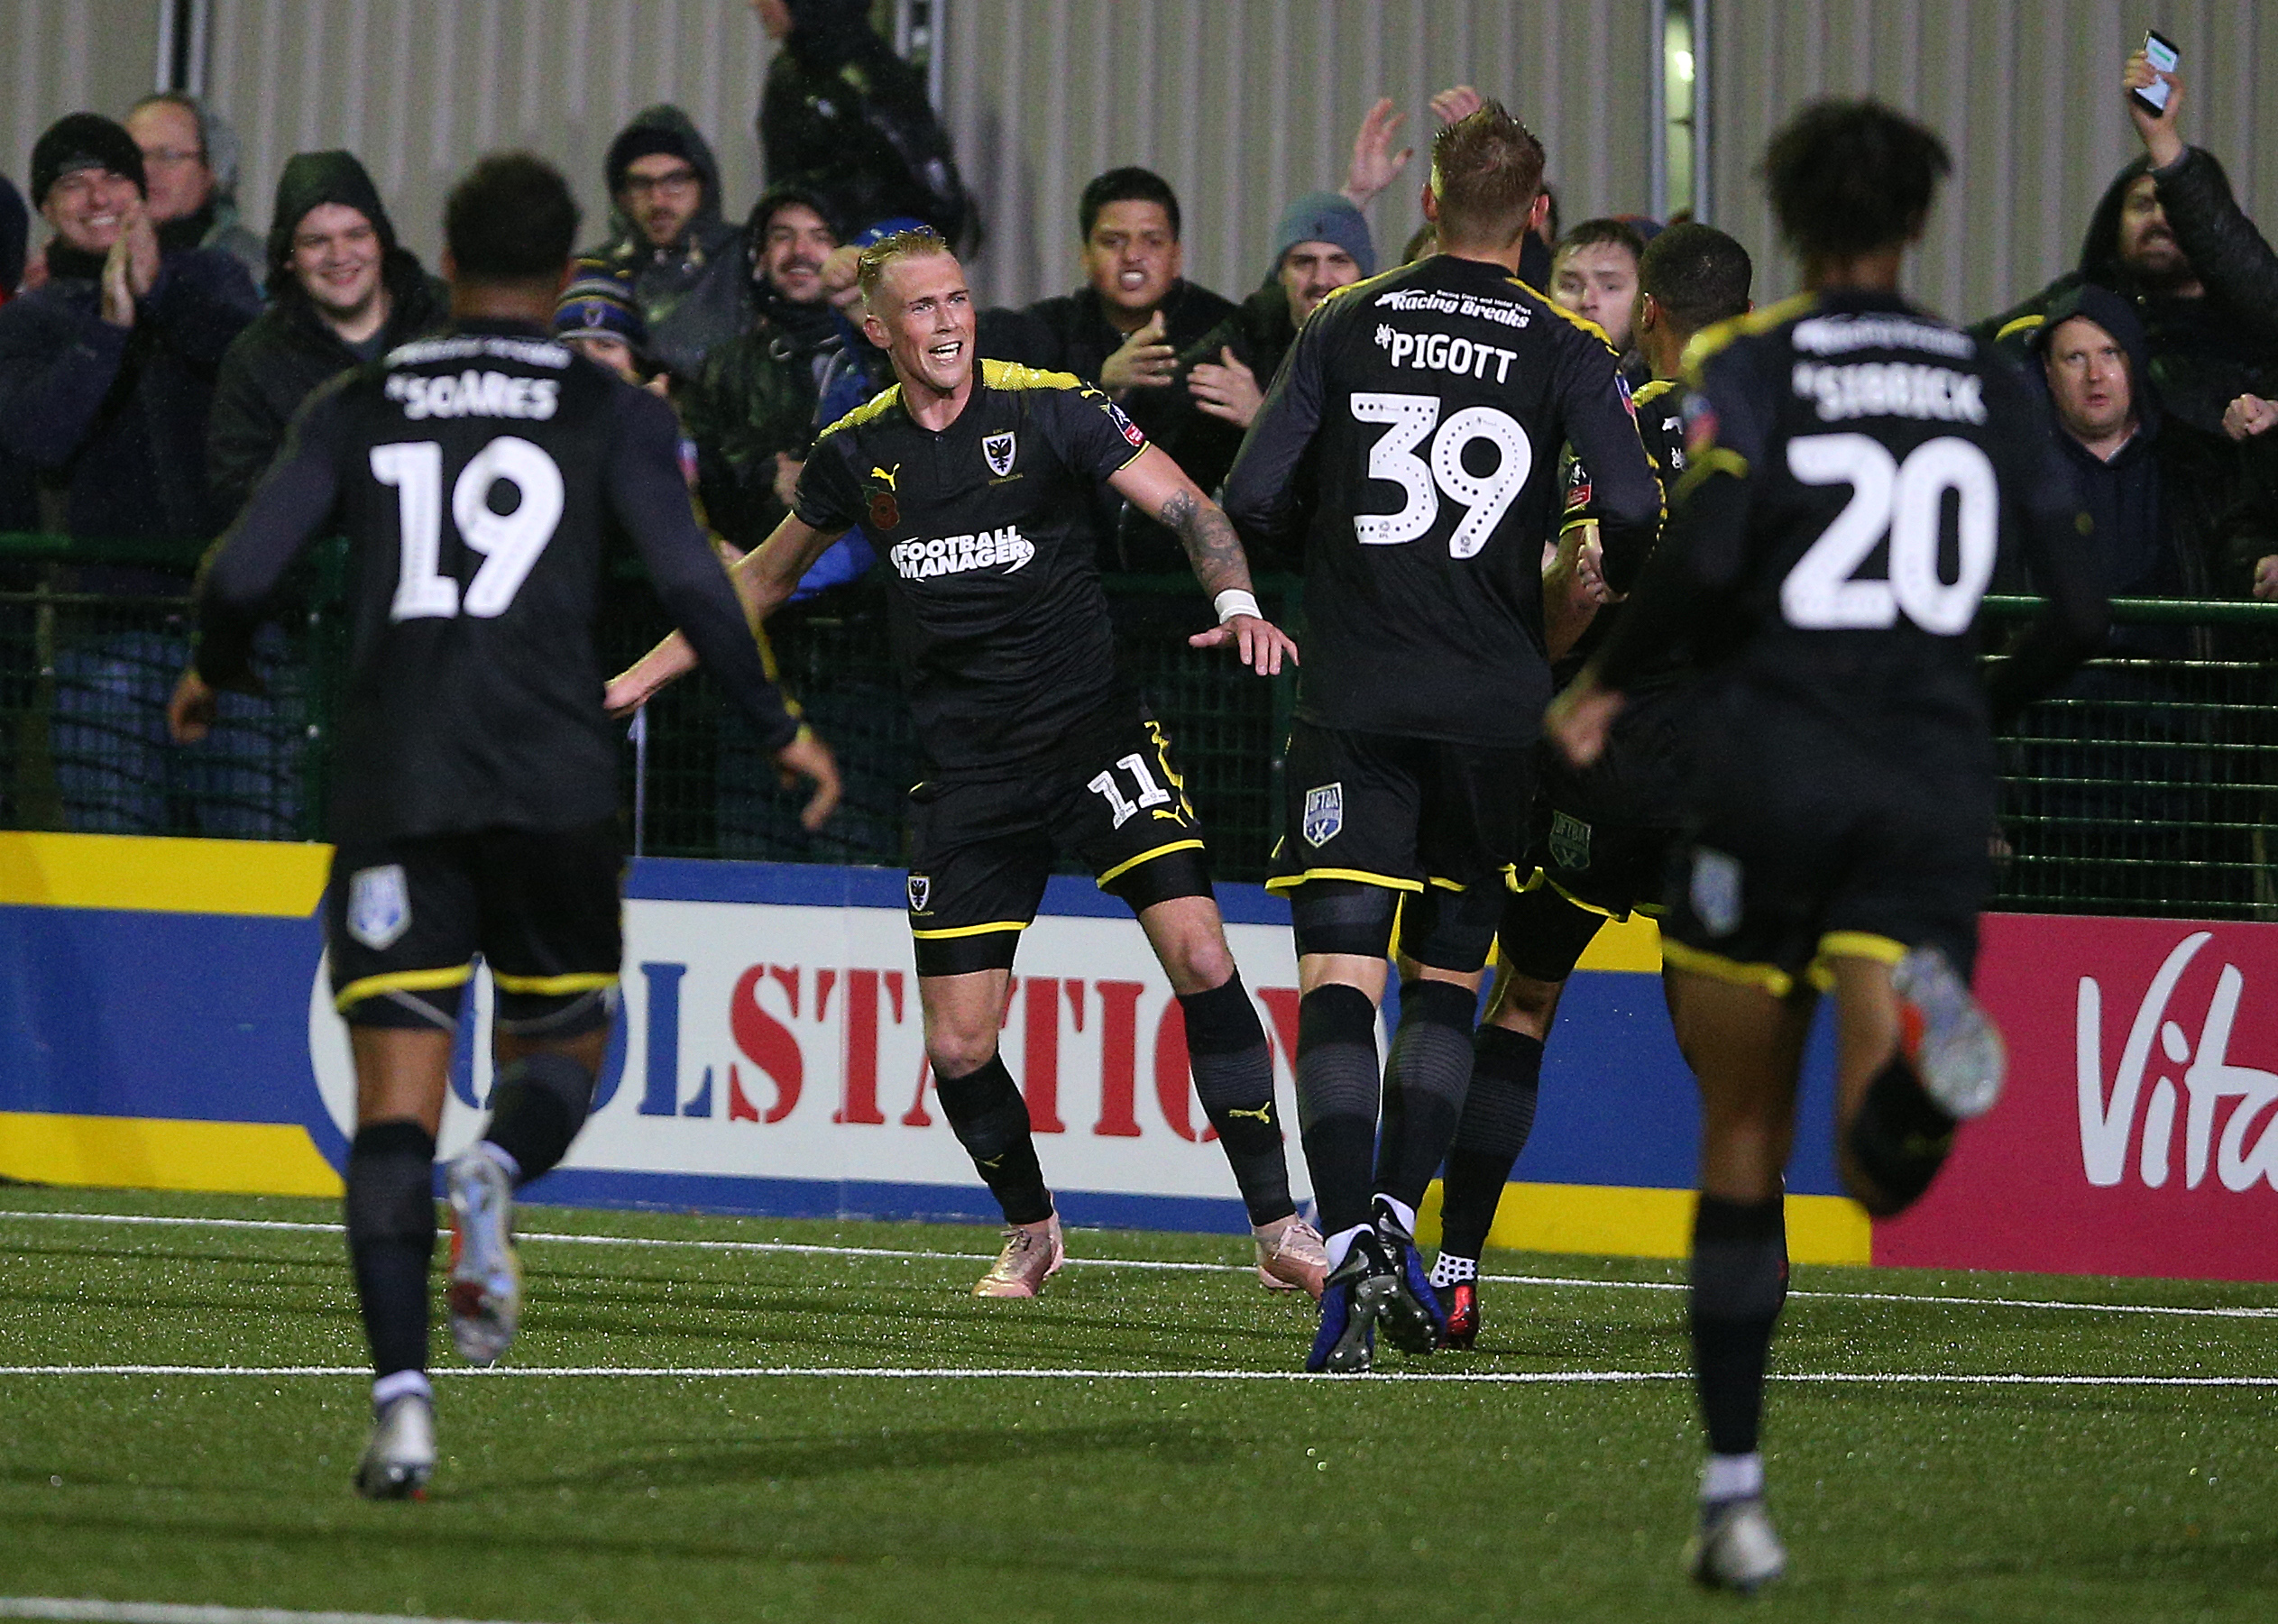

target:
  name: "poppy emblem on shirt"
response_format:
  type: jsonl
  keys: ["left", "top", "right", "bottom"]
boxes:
{"left": 869, "top": 491, "right": 900, "bottom": 530}
{"left": 983, "top": 431, "right": 1017, "bottom": 478}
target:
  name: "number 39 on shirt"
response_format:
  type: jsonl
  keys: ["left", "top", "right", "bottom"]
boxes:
{"left": 1350, "top": 391, "right": 1534, "bottom": 558}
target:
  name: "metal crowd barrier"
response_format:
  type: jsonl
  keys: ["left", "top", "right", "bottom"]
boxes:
{"left": 3, "top": 533, "right": 2271, "bottom": 919}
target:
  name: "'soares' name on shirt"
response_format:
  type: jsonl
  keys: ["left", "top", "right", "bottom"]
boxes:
{"left": 890, "top": 526, "right": 1035, "bottom": 581}
{"left": 385, "top": 371, "right": 563, "bottom": 422}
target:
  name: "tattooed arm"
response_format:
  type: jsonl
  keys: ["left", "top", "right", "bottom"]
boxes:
{"left": 1109, "top": 445, "right": 1299, "bottom": 675}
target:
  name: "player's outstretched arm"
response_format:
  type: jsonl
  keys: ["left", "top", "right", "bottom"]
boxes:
{"left": 1109, "top": 445, "right": 1299, "bottom": 676}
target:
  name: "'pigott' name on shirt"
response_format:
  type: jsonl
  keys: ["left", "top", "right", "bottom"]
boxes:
{"left": 890, "top": 526, "right": 1036, "bottom": 581}
{"left": 1372, "top": 325, "right": 1520, "bottom": 381}
{"left": 1790, "top": 362, "right": 1986, "bottom": 425}
{"left": 385, "top": 372, "right": 563, "bottom": 421}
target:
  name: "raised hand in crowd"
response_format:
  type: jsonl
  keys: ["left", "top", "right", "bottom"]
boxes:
{"left": 2124, "top": 50, "right": 2186, "bottom": 170}
{"left": 99, "top": 195, "right": 160, "bottom": 328}
{"left": 1188, "top": 344, "right": 1263, "bottom": 428}
{"left": 1099, "top": 308, "right": 1175, "bottom": 393}
{"left": 1341, "top": 97, "right": 1413, "bottom": 211}
{"left": 1430, "top": 84, "right": 1487, "bottom": 127}
{"left": 2222, "top": 393, "right": 2278, "bottom": 442}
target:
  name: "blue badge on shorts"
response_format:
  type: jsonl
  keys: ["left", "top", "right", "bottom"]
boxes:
{"left": 1302, "top": 783, "right": 1344, "bottom": 848}
{"left": 347, "top": 864, "right": 410, "bottom": 951}
{"left": 1690, "top": 848, "right": 1743, "bottom": 939}
{"left": 906, "top": 873, "right": 932, "bottom": 913}
{"left": 1548, "top": 811, "right": 1593, "bottom": 874}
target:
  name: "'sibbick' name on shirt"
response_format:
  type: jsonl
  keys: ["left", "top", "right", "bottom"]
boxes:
{"left": 1790, "top": 362, "right": 1986, "bottom": 424}
{"left": 890, "top": 526, "right": 1035, "bottom": 580}
{"left": 385, "top": 372, "right": 564, "bottom": 421}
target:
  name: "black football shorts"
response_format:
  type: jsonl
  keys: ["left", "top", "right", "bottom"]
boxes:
{"left": 1269, "top": 720, "right": 1531, "bottom": 897}
{"left": 326, "top": 820, "right": 624, "bottom": 1035}
{"left": 1658, "top": 702, "right": 1991, "bottom": 999}
{"left": 904, "top": 716, "right": 1214, "bottom": 976}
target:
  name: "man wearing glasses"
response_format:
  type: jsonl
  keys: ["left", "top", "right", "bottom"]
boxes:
{"left": 583, "top": 106, "right": 752, "bottom": 385}
{"left": 124, "top": 92, "right": 265, "bottom": 286}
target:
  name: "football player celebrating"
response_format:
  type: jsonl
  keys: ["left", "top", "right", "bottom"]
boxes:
{"left": 1431, "top": 222, "right": 1755, "bottom": 1346}
{"left": 608, "top": 230, "right": 1328, "bottom": 1300}
{"left": 1221, "top": 104, "right": 1661, "bottom": 1373}
{"left": 1548, "top": 102, "right": 2106, "bottom": 1589}
{"left": 171, "top": 155, "right": 833, "bottom": 1497}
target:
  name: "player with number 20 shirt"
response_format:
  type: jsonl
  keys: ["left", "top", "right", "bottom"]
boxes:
{"left": 1223, "top": 104, "right": 1660, "bottom": 1373}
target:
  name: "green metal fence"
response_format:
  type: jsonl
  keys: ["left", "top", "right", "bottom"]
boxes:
{"left": 3, "top": 532, "right": 2272, "bottom": 919}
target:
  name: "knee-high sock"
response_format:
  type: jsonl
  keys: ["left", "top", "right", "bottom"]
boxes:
{"left": 1374, "top": 978, "right": 1478, "bottom": 1216}
{"left": 482, "top": 1051, "right": 597, "bottom": 1186}
{"left": 1689, "top": 1194, "right": 1789, "bottom": 1460}
{"left": 1844, "top": 1054, "right": 1959, "bottom": 1215}
{"left": 345, "top": 1121, "right": 436, "bottom": 1381}
{"left": 1179, "top": 973, "right": 1295, "bottom": 1227}
{"left": 934, "top": 1051, "right": 1053, "bottom": 1225}
{"left": 1294, "top": 983, "right": 1382, "bottom": 1242}
{"left": 1437, "top": 1024, "right": 1544, "bottom": 1261}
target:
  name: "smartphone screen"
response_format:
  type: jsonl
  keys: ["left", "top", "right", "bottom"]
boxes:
{"left": 2136, "top": 30, "right": 2180, "bottom": 115}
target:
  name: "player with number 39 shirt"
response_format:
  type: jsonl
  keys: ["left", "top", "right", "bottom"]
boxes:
{"left": 1548, "top": 102, "right": 2107, "bottom": 1591}
{"left": 609, "top": 230, "right": 1327, "bottom": 1303}
{"left": 1222, "top": 104, "right": 1660, "bottom": 1374}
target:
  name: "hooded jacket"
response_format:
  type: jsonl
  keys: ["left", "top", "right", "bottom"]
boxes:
{"left": 0, "top": 236, "right": 258, "bottom": 560}
{"left": 1977, "top": 151, "right": 2278, "bottom": 437}
{"left": 583, "top": 106, "right": 751, "bottom": 384}
{"left": 758, "top": 0, "right": 978, "bottom": 251}
{"left": 206, "top": 151, "right": 447, "bottom": 520}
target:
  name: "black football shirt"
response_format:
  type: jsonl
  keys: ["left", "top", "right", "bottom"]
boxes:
{"left": 196, "top": 318, "right": 799, "bottom": 842}
{"left": 1222, "top": 253, "right": 1661, "bottom": 748}
{"left": 793, "top": 359, "right": 1153, "bottom": 775}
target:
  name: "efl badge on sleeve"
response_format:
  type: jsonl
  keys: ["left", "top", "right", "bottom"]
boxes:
{"left": 982, "top": 431, "right": 1017, "bottom": 477}
{"left": 1548, "top": 812, "right": 1593, "bottom": 875}
{"left": 1106, "top": 399, "right": 1146, "bottom": 447}
{"left": 1301, "top": 783, "right": 1345, "bottom": 849}
{"left": 1690, "top": 848, "right": 1743, "bottom": 939}
{"left": 347, "top": 864, "right": 412, "bottom": 951}
{"left": 1682, "top": 391, "right": 1721, "bottom": 463}
{"left": 906, "top": 873, "right": 932, "bottom": 914}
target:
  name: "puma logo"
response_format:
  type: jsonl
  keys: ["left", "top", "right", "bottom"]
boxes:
{"left": 1226, "top": 1104, "right": 1274, "bottom": 1124}
{"left": 871, "top": 463, "right": 901, "bottom": 491}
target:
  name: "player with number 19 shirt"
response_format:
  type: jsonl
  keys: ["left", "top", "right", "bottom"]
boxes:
{"left": 1222, "top": 105, "right": 1660, "bottom": 1374}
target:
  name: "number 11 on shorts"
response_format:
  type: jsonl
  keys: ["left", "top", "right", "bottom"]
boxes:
{"left": 1088, "top": 754, "right": 1172, "bottom": 828}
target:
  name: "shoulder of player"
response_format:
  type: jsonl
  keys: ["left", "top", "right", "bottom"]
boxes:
{"left": 1510, "top": 281, "right": 1621, "bottom": 354}
{"left": 1631, "top": 376, "right": 1682, "bottom": 409}
{"left": 1291, "top": 263, "right": 1407, "bottom": 338}
{"left": 978, "top": 358, "right": 1093, "bottom": 396}
{"left": 814, "top": 381, "right": 907, "bottom": 446}
{"left": 1680, "top": 290, "right": 1821, "bottom": 384}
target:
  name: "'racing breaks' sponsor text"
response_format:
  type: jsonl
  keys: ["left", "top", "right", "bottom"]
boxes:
{"left": 890, "top": 526, "right": 1035, "bottom": 580}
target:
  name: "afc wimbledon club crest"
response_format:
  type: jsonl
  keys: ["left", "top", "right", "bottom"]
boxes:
{"left": 347, "top": 864, "right": 411, "bottom": 950}
{"left": 1690, "top": 847, "right": 1743, "bottom": 939}
{"left": 1302, "top": 783, "right": 1344, "bottom": 849}
{"left": 982, "top": 431, "right": 1017, "bottom": 477}
{"left": 906, "top": 873, "right": 932, "bottom": 913}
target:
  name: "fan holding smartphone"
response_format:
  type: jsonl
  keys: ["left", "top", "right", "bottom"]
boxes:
{"left": 2125, "top": 31, "right": 2187, "bottom": 169}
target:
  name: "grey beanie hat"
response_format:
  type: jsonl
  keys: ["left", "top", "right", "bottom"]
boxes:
{"left": 1272, "top": 191, "right": 1375, "bottom": 278}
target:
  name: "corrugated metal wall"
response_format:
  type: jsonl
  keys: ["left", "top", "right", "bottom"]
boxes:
{"left": 5, "top": 0, "right": 163, "bottom": 193}
{"left": 11, "top": 2, "right": 2273, "bottom": 331}
{"left": 1708, "top": 0, "right": 2278, "bottom": 323}
{"left": 938, "top": 0, "right": 1658, "bottom": 306}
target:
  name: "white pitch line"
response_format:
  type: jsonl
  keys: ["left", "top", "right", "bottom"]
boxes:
{"left": 9, "top": 1207, "right": 2278, "bottom": 1321}
{"left": 0, "top": 1601, "right": 545, "bottom": 1624}
{"left": 3, "top": 1363, "right": 2276, "bottom": 1389}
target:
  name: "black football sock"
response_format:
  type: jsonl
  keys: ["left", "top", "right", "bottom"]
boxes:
{"left": 1293, "top": 983, "right": 1382, "bottom": 1243}
{"left": 934, "top": 1051, "right": 1053, "bottom": 1225}
{"left": 1844, "top": 1053, "right": 1959, "bottom": 1215}
{"left": 344, "top": 1121, "right": 437, "bottom": 1381}
{"left": 1689, "top": 1194, "right": 1788, "bottom": 1461}
{"left": 1438, "top": 1023, "right": 1545, "bottom": 1261}
{"left": 1179, "top": 973, "right": 1296, "bottom": 1227}
{"left": 1373, "top": 978, "right": 1477, "bottom": 1216}
{"left": 481, "top": 1051, "right": 597, "bottom": 1186}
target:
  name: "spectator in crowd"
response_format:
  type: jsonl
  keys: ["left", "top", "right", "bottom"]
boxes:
{"left": 553, "top": 260, "right": 655, "bottom": 384}
{"left": 583, "top": 106, "right": 750, "bottom": 385}
{"left": 125, "top": 92, "right": 266, "bottom": 286}
{"left": 752, "top": 0, "right": 978, "bottom": 252}
{"left": 2218, "top": 394, "right": 2278, "bottom": 601}
{"left": 1551, "top": 216, "right": 1649, "bottom": 379}
{"left": 207, "top": 151, "right": 446, "bottom": 520}
{"left": 1118, "top": 192, "right": 1374, "bottom": 572}
{"left": 1978, "top": 53, "right": 2278, "bottom": 439}
{"left": 1, "top": 175, "right": 25, "bottom": 299}
{"left": 0, "top": 114, "right": 260, "bottom": 834}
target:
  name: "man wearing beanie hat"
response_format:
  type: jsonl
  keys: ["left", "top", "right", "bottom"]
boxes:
{"left": 0, "top": 111, "right": 260, "bottom": 832}
{"left": 207, "top": 151, "right": 447, "bottom": 520}
{"left": 551, "top": 260, "right": 652, "bottom": 381}
{"left": 1115, "top": 191, "right": 1375, "bottom": 572}
{"left": 583, "top": 106, "right": 750, "bottom": 384}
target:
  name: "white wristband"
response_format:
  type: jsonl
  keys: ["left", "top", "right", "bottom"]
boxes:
{"left": 1213, "top": 589, "right": 1262, "bottom": 625}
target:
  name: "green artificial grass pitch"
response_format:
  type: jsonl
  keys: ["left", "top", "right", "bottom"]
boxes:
{"left": 3, "top": 1188, "right": 2276, "bottom": 1623}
